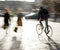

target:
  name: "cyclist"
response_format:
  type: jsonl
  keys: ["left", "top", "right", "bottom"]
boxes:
{"left": 38, "top": 6, "right": 49, "bottom": 34}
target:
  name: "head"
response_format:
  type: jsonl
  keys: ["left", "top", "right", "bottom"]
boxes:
{"left": 17, "top": 8, "right": 23, "bottom": 13}
{"left": 40, "top": 7, "right": 44, "bottom": 10}
{"left": 5, "top": 8, "right": 10, "bottom": 13}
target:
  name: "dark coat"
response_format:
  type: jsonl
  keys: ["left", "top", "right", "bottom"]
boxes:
{"left": 4, "top": 13, "right": 10, "bottom": 26}
{"left": 38, "top": 8, "right": 49, "bottom": 19}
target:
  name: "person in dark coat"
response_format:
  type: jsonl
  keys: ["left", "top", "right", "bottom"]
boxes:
{"left": 3, "top": 8, "right": 10, "bottom": 29}
{"left": 38, "top": 6, "right": 49, "bottom": 34}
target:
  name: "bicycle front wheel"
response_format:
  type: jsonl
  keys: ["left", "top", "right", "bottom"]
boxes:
{"left": 36, "top": 24, "right": 43, "bottom": 35}
{"left": 45, "top": 25, "right": 53, "bottom": 37}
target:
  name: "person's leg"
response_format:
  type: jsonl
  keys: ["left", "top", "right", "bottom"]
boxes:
{"left": 39, "top": 18, "right": 44, "bottom": 29}
{"left": 45, "top": 19, "right": 49, "bottom": 34}
{"left": 46, "top": 19, "right": 48, "bottom": 30}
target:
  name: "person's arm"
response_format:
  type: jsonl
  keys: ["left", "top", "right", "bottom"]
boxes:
{"left": 8, "top": 14, "right": 11, "bottom": 21}
{"left": 38, "top": 10, "right": 41, "bottom": 20}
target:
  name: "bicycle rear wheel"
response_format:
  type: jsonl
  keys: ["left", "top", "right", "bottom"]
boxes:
{"left": 45, "top": 25, "right": 53, "bottom": 37}
{"left": 36, "top": 24, "right": 43, "bottom": 35}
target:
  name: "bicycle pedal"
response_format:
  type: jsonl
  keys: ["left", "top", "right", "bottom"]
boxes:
{"left": 46, "top": 30, "right": 50, "bottom": 34}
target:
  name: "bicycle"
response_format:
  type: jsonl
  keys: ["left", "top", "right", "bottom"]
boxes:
{"left": 36, "top": 21, "right": 53, "bottom": 43}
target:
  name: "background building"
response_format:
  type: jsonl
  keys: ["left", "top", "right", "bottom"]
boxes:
{"left": 0, "top": 0, "right": 60, "bottom": 13}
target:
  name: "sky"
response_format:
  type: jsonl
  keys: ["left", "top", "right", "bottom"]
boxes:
{"left": 0, "top": 0, "right": 35, "bottom": 2}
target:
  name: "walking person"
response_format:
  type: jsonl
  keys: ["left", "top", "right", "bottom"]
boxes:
{"left": 3, "top": 8, "right": 11, "bottom": 29}
{"left": 14, "top": 8, "right": 23, "bottom": 32}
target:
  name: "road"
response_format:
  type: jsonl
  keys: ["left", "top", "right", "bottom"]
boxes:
{"left": 0, "top": 17, "right": 60, "bottom": 50}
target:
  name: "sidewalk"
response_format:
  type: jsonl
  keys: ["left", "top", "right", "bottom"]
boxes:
{"left": 0, "top": 17, "right": 60, "bottom": 50}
